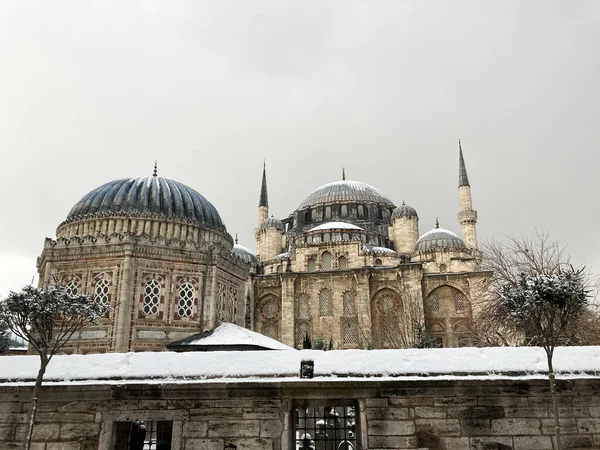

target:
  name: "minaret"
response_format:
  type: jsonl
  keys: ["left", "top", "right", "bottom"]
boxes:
{"left": 258, "top": 161, "right": 269, "bottom": 226}
{"left": 457, "top": 140, "right": 478, "bottom": 249}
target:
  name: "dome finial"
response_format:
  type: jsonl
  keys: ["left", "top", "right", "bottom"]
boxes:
{"left": 342, "top": 167, "right": 346, "bottom": 181}
{"left": 402, "top": 200, "right": 406, "bottom": 206}
{"left": 153, "top": 161, "right": 158, "bottom": 177}
{"left": 235, "top": 233, "right": 238, "bottom": 244}
{"left": 435, "top": 217, "right": 440, "bottom": 228}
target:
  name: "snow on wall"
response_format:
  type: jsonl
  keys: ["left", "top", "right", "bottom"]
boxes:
{"left": 1, "top": 346, "right": 599, "bottom": 385}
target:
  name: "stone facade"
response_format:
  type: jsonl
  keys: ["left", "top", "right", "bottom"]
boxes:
{"left": 250, "top": 147, "right": 488, "bottom": 350}
{"left": 1, "top": 378, "right": 599, "bottom": 449}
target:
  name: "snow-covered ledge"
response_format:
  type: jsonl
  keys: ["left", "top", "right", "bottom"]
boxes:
{"left": 1, "top": 347, "right": 600, "bottom": 385}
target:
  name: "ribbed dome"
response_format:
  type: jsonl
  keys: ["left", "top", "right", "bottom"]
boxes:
{"left": 67, "top": 176, "right": 225, "bottom": 229}
{"left": 232, "top": 244, "right": 258, "bottom": 264}
{"left": 298, "top": 180, "right": 395, "bottom": 209}
{"left": 392, "top": 203, "right": 418, "bottom": 220}
{"left": 261, "top": 216, "right": 284, "bottom": 231}
{"left": 415, "top": 227, "right": 466, "bottom": 252}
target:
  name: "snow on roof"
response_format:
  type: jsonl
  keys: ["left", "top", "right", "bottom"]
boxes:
{"left": 168, "top": 322, "right": 293, "bottom": 351}
{"left": 308, "top": 222, "right": 364, "bottom": 232}
{"left": 1, "top": 346, "right": 599, "bottom": 385}
{"left": 362, "top": 245, "right": 397, "bottom": 255}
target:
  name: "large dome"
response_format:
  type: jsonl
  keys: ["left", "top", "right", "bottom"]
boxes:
{"left": 298, "top": 180, "right": 395, "bottom": 210}
{"left": 67, "top": 176, "right": 225, "bottom": 230}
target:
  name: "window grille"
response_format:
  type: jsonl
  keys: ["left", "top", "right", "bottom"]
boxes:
{"left": 262, "top": 301, "right": 278, "bottom": 319}
{"left": 319, "top": 289, "right": 333, "bottom": 317}
{"left": 454, "top": 294, "right": 465, "bottom": 312}
{"left": 94, "top": 277, "right": 110, "bottom": 306}
{"left": 177, "top": 282, "right": 194, "bottom": 317}
{"left": 228, "top": 289, "right": 236, "bottom": 322}
{"left": 113, "top": 420, "right": 172, "bottom": 450}
{"left": 342, "top": 319, "right": 359, "bottom": 345}
{"left": 216, "top": 285, "right": 223, "bottom": 323}
{"left": 295, "top": 405, "right": 356, "bottom": 450}
{"left": 321, "top": 252, "right": 332, "bottom": 270}
{"left": 307, "top": 257, "right": 316, "bottom": 272}
{"left": 426, "top": 295, "right": 439, "bottom": 313}
{"left": 65, "top": 278, "right": 79, "bottom": 296}
{"left": 263, "top": 321, "right": 277, "bottom": 339}
{"left": 378, "top": 295, "right": 396, "bottom": 314}
{"left": 298, "top": 294, "right": 310, "bottom": 319}
{"left": 143, "top": 279, "right": 161, "bottom": 316}
{"left": 296, "top": 320, "right": 311, "bottom": 347}
{"left": 342, "top": 291, "right": 355, "bottom": 317}
{"left": 338, "top": 256, "right": 348, "bottom": 270}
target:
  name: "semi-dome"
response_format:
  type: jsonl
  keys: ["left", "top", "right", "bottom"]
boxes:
{"left": 261, "top": 216, "right": 284, "bottom": 231}
{"left": 415, "top": 226, "right": 466, "bottom": 252}
{"left": 66, "top": 176, "right": 225, "bottom": 230}
{"left": 308, "top": 221, "right": 364, "bottom": 232}
{"left": 232, "top": 244, "right": 258, "bottom": 264}
{"left": 298, "top": 180, "right": 395, "bottom": 210}
{"left": 392, "top": 202, "right": 418, "bottom": 220}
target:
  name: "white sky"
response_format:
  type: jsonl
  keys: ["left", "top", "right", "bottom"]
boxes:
{"left": 1, "top": 1, "right": 599, "bottom": 298}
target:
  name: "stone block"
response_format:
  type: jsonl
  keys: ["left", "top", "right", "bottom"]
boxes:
{"left": 32, "top": 423, "right": 60, "bottom": 440}
{"left": 215, "top": 399, "right": 254, "bottom": 408}
{"left": 559, "top": 434, "right": 594, "bottom": 449}
{"left": 185, "top": 438, "right": 223, "bottom": 450}
{"left": 552, "top": 407, "right": 590, "bottom": 418}
{"left": 491, "top": 418, "right": 541, "bottom": 435}
{"left": 478, "top": 397, "right": 528, "bottom": 407}
{"left": 577, "top": 418, "right": 600, "bottom": 433}
{"left": 461, "top": 419, "right": 492, "bottom": 435}
{"left": 413, "top": 406, "right": 446, "bottom": 418}
{"left": 447, "top": 406, "right": 504, "bottom": 420}
{"left": 366, "top": 398, "right": 388, "bottom": 407}
{"left": 80, "top": 330, "right": 106, "bottom": 340}
{"left": 367, "top": 407, "right": 409, "bottom": 420}
{"left": 389, "top": 397, "right": 434, "bottom": 407}
{"left": 60, "top": 422, "right": 100, "bottom": 440}
{"left": 368, "top": 420, "right": 415, "bottom": 436}
{"left": 242, "top": 407, "right": 280, "bottom": 420}
{"left": 513, "top": 435, "right": 553, "bottom": 449}
{"left": 589, "top": 406, "right": 600, "bottom": 417}
{"left": 225, "top": 438, "right": 273, "bottom": 450}
{"left": 541, "top": 418, "right": 577, "bottom": 434}
{"left": 434, "top": 397, "right": 477, "bottom": 407}
{"left": 504, "top": 407, "right": 548, "bottom": 418}
{"left": 260, "top": 419, "right": 282, "bottom": 438}
{"left": 469, "top": 436, "right": 513, "bottom": 450}
{"left": 182, "top": 420, "right": 208, "bottom": 438}
{"left": 138, "top": 400, "right": 167, "bottom": 410}
{"left": 415, "top": 419, "right": 460, "bottom": 436}
{"left": 0, "top": 423, "right": 15, "bottom": 440}
{"left": 191, "top": 407, "right": 244, "bottom": 419}
{"left": 441, "top": 436, "right": 470, "bottom": 450}
{"left": 46, "top": 443, "right": 81, "bottom": 450}
{"left": 368, "top": 435, "right": 417, "bottom": 448}
{"left": 136, "top": 330, "right": 166, "bottom": 340}
{"left": 208, "top": 420, "right": 259, "bottom": 437}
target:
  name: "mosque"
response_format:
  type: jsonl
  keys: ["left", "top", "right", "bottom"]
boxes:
{"left": 36, "top": 143, "right": 487, "bottom": 353}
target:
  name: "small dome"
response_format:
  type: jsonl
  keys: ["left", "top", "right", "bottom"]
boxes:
{"left": 67, "top": 176, "right": 225, "bottom": 229}
{"left": 298, "top": 180, "right": 395, "bottom": 210}
{"left": 415, "top": 227, "right": 466, "bottom": 252}
{"left": 392, "top": 203, "right": 418, "bottom": 220}
{"left": 232, "top": 244, "right": 258, "bottom": 264}
{"left": 261, "top": 216, "right": 284, "bottom": 231}
{"left": 308, "top": 221, "right": 364, "bottom": 232}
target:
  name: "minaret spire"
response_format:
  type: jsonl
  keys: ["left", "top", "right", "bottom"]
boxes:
{"left": 153, "top": 160, "right": 158, "bottom": 177}
{"left": 259, "top": 160, "right": 268, "bottom": 207}
{"left": 342, "top": 167, "right": 346, "bottom": 181}
{"left": 458, "top": 139, "right": 470, "bottom": 187}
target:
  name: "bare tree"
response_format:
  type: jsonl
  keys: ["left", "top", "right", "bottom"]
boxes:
{"left": 0, "top": 283, "right": 110, "bottom": 450}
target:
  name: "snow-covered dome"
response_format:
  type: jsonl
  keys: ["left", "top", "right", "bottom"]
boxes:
{"left": 362, "top": 244, "right": 397, "bottom": 255}
{"left": 308, "top": 222, "right": 364, "bottom": 232}
{"left": 298, "top": 180, "right": 395, "bottom": 210}
{"left": 232, "top": 244, "right": 258, "bottom": 264}
{"left": 392, "top": 202, "right": 418, "bottom": 220}
{"left": 415, "top": 226, "right": 465, "bottom": 252}
{"left": 261, "top": 216, "right": 284, "bottom": 231}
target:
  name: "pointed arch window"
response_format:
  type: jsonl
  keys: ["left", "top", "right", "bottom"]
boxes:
{"left": 216, "top": 283, "right": 224, "bottom": 323}
{"left": 342, "top": 319, "right": 359, "bottom": 345}
{"left": 426, "top": 295, "right": 439, "bottom": 313}
{"left": 307, "top": 257, "right": 316, "bottom": 272}
{"left": 177, "top": 282, "right": 195, "bottom": 317}
{"left": 64, "top": 277, "right": 80, "bottom": 296}
{"left": 321, "top": 252, "right": 332, "bottom": 271}
{"left": 261, "top": 299, "right": 279, "bottom": 339}
{"left": 454, "top": 294, "right": 465, "bottom": 312}
{"left": 298, "top": 293, "right": 310, "bottom": 319}
{"left": 143, "top": 279, "right": 161, "bottom": 316}
{"left": 93, "top": 276, "right": 111, "bottom": 306}
{"left": 343, "top": 291, "right": 356, "bottom": 317}
{"left": 228, "top": 288, "right": 236, "bottom": 322}
{"left": 319, "top": 289, "right": 333, "bottom": 317}
{"left": 338, "top": 256, "right": 348, "bottom": 270}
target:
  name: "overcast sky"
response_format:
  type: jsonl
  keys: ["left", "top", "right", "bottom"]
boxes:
{"left": 1, "top": 1, "right": 599, "bottom": 298}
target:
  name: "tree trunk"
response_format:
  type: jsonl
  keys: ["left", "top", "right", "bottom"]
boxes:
{"left": 546, "top": 350, "right": 561, "bottom": 450}
{"left": 24, "top": 362, "right": 46, "bottom": 450}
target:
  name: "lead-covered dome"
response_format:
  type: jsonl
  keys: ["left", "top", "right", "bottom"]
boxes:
{"left": 392, "top": 202, "right": 418, "bottom": 220}
{"left": 232, "top": 244, "right": 258, "bottom": 264}
{"left": 298, "top": 180, "right": 395, "bottom": 210}
{"left": 415, "top": 227, "right": 466, "bottom": 252}
{"left": 67, "top": 176, "right": 225, "bottom": 230}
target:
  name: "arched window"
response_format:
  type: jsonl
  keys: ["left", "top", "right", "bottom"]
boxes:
{"left": 298, "top": 293, "right": 310, "bottom": 319}
{"left": 228, "top": 288, "right": 236, "bottom": 322}
{"left": 454, "top": 294, "right": 465, "bottom": 312}
{"left": 342, "top": 319, "right": 359, "bottom": 345}
{"left": 319, "top": 289, "right": 333, "bottom": 317}
{"left": 177, "top": 282, "right": 195, "bottom": 317}
{"left": 296, "top": 321, "right": 311, "bottom": 348}
{"left": 374, "top": 258, "right": 382, "bottom": 266}
{"left": 370, "top": 289, "right": 401, "bottom": 348}
{"left": 65, "top": 277, "right": 80, "bottom": 296}
{"left": 94, "top": 277, "right": 110, "bottom": 306}
{"left": 426, "top": 295, "right": 439, "bottom": 313}
{"left": 216, "top": 284, "right": 224, "bottom": 322}
{"left": 338, "top": 256, "right": 348, "bottom": 270}
{"left": 307, "top": 257, "right": 316, "bottom": 272}
{"left": 321, "top": 252, "right": 332, "bottom": 271}
{"left": 263, "top": 322, "right": 277, "bottom": 339}
{"left": 261, "top": 300, "right": 279, "bottom": 339}
{"left": 143, "top": 279, "right": 161, "bottom": 316}
{"left": 343, "top": 291, "right": 356, "bottom": 316}
{"left": 439, "top": 264, "right": 447, "bottom": 273}
{"left": 276, "top": 265, "right": 282, "bottom": 273}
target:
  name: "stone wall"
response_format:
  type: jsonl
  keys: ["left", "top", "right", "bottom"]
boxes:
{"left": 1, "top": 378, "right": 599, "bottom": 450}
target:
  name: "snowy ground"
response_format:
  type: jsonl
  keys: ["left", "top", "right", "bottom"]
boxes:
{"left": 1, "top": 346, "right": 599, "bottom": 386}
